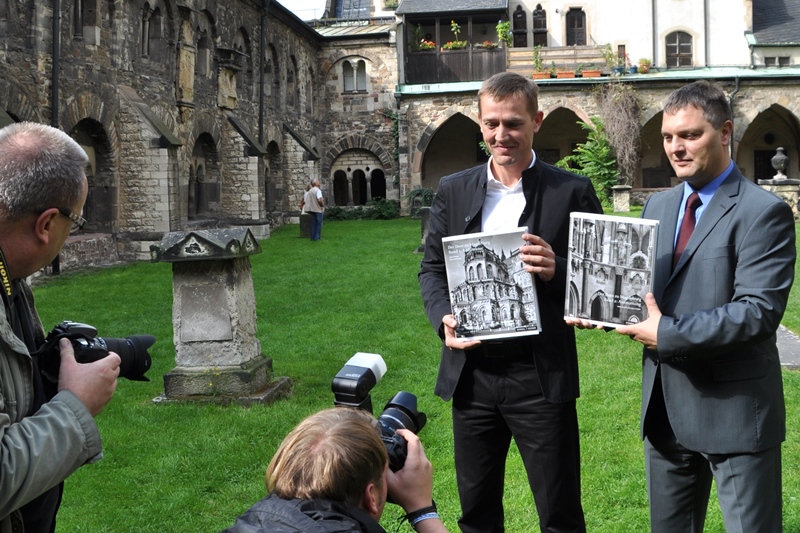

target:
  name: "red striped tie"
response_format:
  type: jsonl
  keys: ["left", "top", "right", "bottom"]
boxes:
{"left": 673, "top": 192, "right": 701, "bottom": 269}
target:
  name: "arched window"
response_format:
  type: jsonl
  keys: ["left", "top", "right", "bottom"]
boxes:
{"left": 532, "top": 4, "right": 547, "bottom": 47}
{"left": 343, "top": 61, "right": 355, "bottom": 92}
{"left": 666, "top": 31, "right": 692, "bottom": 67}
{"left": 356, "top": 60, "right": 367, "bottom": 91}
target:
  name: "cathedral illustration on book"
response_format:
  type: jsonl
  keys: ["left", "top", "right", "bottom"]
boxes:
{"left": 450, "top": 241, "right": 538, "bottom": 336}
{"left": 566, "top": 216, "right": 656, "bottom": 326}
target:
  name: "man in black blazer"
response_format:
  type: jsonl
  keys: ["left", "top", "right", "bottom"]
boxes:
{"left": 615, "top": 81, "right": 795, "bottom": 532}
{"left": 419, "top": 72, "right": 602, "bottom": 533}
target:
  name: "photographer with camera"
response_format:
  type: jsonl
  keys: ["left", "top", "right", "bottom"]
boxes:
{"left": 221, "top": 407, "right": 449, "bottom": 533}
{"left": 0, "top": 122, "right": 121, "bottom": 532}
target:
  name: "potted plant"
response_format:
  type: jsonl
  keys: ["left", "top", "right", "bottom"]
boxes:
{"left": 442, "top": 20, "right": 468, "bottom": 50}
{"left": 475, "top": 39, "right": 499, "bottom": 50}
{"left": 638, "top": 58, "right": 651, "bottom": 74}
{"left": 496, "top": 20, "right": 512, "bottom": 48}
{"left": 579, "top": 63, "right": 602, "bottom": 78}
{"left": 531, "top": 45, "right": 550, "bottom": 79}
{"left": 556, "top": 64, "right": 576, "bottom": 78}
{"left": 626, "top": 55, "right": 638, "bottom": 74}
{"left": 601, "top": 44, "right": 625, "bottom": 75}
{"left": 419, "top": 39, "right": 436, "bottom": 51}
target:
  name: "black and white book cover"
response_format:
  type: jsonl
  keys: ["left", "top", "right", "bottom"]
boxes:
{"left": 442, "top": 227, "right": 540, "bottom": 341}
{"left": 564, "top": 212, "right": 659, "bottom": 328}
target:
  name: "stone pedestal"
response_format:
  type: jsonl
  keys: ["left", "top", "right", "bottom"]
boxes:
{"left": 415, "top": 207, "right": 430, "bottom": 253}
{"left": 150, "top": 228, "right": 291, "bottom": 404}
{"left": 758, "top": 179, "right": 800, "bottom": 220}
{"left": 299, "top": 213, "right": 312, "bottom": 238}
{"left": 612, "top": 185, "right": 632, "bottom": 212}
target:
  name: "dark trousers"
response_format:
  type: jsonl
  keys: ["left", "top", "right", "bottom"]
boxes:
{"left": 452, "top": 349, "right": 585, "bottom": 533}
{"left": 310, "top": 212, "right": 323, "bottom": 241}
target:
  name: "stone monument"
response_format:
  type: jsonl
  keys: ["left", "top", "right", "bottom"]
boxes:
{"left": 758, "top": 147, "right": 800, "bottom": 220}
{"left": 150, "top": 228, "right": 291, "bottom": 404}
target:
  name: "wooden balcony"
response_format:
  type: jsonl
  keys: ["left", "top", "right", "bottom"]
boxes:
{"left": 405, "top": 47, "right": 507, "bottom": 85}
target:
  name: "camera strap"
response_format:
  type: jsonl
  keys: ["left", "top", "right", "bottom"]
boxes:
{"left": 0, "top": 246, "right": 13, "bottom": 316}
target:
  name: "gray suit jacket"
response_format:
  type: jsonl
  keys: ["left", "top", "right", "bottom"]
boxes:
{"left": 642, "top": 166, "right": 795, "bottom": 454}
{"left": 419, "top": 160, "right": 602, "bottom": 403}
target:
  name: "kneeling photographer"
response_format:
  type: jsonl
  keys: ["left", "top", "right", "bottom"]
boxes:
{"left": 0, "top": 122, "right": 153, "bottom": 532}
{"left": 220, "top": 407, "right": 449, "bottom": 533}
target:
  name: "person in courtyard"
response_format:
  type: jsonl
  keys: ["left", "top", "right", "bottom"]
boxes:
{"left": 570, "top": 80, "right": 795, "bottom": 532}
{"left": 220, "top": 407, "right": 449, "bottom": 533}
{"left": 0, "top": 122, "right": 121, "bottom": 532}
{"left": 418, "top": 71, "right": 602, "bottom": 533}
{"left": 304, "top": 178, "right": 324, "bottom": 241}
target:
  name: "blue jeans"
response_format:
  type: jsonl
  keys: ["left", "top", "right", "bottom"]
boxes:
{"left": 310, "top": 212, "right": 323, "bottom": 241}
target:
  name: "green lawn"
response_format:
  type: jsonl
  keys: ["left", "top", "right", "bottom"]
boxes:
{"left": 30, "top": 218, "right": 800, "bottom": 532}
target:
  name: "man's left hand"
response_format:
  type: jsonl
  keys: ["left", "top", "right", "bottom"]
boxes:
{"left": 616, "top": 293, "right": 661, "bottom": 350}
{"left": 520, "top": 233, "right": 555, "bottom": 282}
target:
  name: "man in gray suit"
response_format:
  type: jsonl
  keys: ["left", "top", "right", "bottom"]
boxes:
{"left": 616, "top": 80, "right": 795, "bottom": 532}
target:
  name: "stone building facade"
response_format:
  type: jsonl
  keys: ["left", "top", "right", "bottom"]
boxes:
{"left": 1, "top": 0, "right": 800, "bottom": 272}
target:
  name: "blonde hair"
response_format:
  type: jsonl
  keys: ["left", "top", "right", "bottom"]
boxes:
{"left": 266, "top": 408, "right": 387, "bottom": 507}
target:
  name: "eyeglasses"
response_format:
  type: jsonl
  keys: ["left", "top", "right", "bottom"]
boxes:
{"left": 58, "top": 208, "right": 87, "bottom": 233}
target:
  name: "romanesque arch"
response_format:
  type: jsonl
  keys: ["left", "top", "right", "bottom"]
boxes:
{"left": 323, "top": 134, "right": 393, "bottom": 205}
{"left": 62, "top": 92, "right": 121, "bottom": 233}
{"left": 737, "top": 103, "right": 800, "bottom": 181}
{"left": 419, "top": 111, "right": 481, "bottom": 191}
{"left": 0, "top": 74, "right": 41, "bottom": 123}
{"left": 534, "top": 105, "right": 591, "bottom": 165}
{"left": 70, "top": 118, "right": 116, "bottom": 233}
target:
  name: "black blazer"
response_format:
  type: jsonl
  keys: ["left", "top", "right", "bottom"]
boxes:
{"left": 419, "top": 160, "right": 603, "bottom": 402}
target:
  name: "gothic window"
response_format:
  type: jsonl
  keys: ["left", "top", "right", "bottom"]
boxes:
{"left": 287, "top": 59, "right": 296, "bottom": 108}
{"left": 270, "top": 45, "right": 281, "bottom": 105}
{"left": 532, "top": 4, "right": 547, "bottom": 47}
{"left": 306, "top": 67, "right": 314, "bottom": 114}
{"left": 141, "top": 3, "right": 162, "bottom": 58}
{"left": 666, "top": 31, "right": 692, "bottom": 68}
{"left": 234, "top": 29, "right": 253, "bottom": 98}
{"left": 196, "top": 28, "right": 212, "bottom": 77}
{"left": 73, "top": 0, "right": 83, "bottom": 38}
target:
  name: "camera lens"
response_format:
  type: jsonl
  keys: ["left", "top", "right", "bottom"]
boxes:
{"left": 377, "top": 391, "right": 427, "bottom": 471}
{"left": 99, "top": 335, "right": 155, "bottom": 381}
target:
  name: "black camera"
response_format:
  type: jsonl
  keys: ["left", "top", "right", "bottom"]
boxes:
{"left": 332, "top": 353, "right": 427, "bottom": 472}
{"left": 35, "top": 321, "right": 155, "bottom": 385}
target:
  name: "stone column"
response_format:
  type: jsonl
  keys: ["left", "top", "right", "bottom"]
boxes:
{"left": 150, "top": 228, "right": 291, "bottom": 405}
{"left": 366, "top": 175, "right": 373, "bottom": 202}
{"left": 347, "top": 176, "right": 354, "bottom": 206}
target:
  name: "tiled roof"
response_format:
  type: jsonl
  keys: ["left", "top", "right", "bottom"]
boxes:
{"left": 314, "top": 22, "right": 396, "bottom": 38}
{"left": 396, "top": 0, "right": 507, "bottom": 15}
{"left": 752, "top": 0, "right": 800, "bottom": 44}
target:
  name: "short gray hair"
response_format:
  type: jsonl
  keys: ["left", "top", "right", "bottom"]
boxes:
{"left": 0, "top": 122, "right": 88, "bottom": 222}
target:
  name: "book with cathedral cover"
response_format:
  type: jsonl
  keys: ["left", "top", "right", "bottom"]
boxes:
{"left": 442, "top": 227, "right": 541, "bottom": 341}
{"left": 564, "top": 212, "right": 659, "bottom": 328}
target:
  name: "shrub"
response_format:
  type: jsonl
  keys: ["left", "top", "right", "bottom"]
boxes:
{"left": 323, "top": 199, "right": 400, "bottom": 221}
{"left": 556, "top": 117, "right": 618, "bottom": 209}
